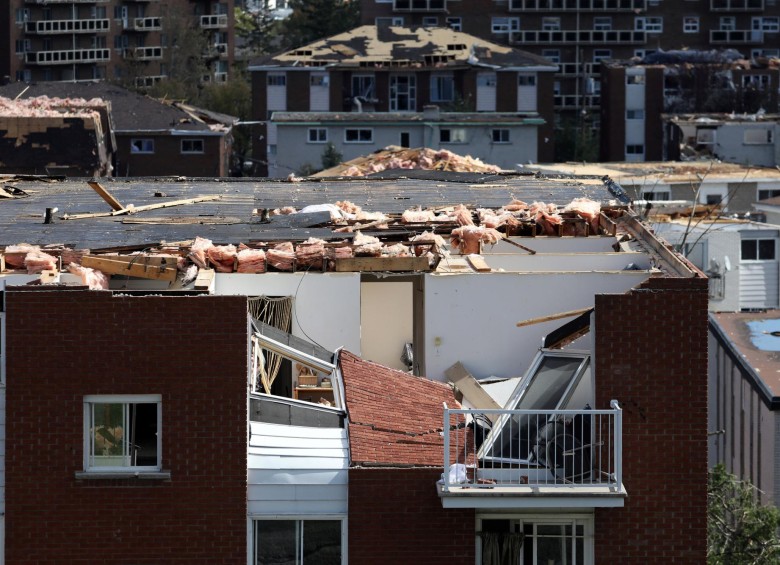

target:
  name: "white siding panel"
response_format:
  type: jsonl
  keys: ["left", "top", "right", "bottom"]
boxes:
{"left": 740, "top": 262, "right": 780, "bottom": 309}
{"left": 476, "top": 73, "right": 497, "bottom": 112}
{"left": 517, "top": 86, "right": 537, "bottom": 112}
{"left": 310, "top": 73, "right": 330, "bottom": 111}
{"left": 248, "top": 483, "right": 348, "bottom": 502}
{"left": 249, "top": 499, "right": 348, "bottom": 515}
{"left": 267, "top": 84, "right": 287, "bottom": 111}
{"left": 249, "top": 468, "right": 348, "bottom": 486}
{"left": 251, "top": 421, "right": 346, "bottom": 440}
{"left": 249, "top": 453, "right": 349, "bottom": 469}
{"left": 251, "top": 435, "right": 348, "bottom": 450}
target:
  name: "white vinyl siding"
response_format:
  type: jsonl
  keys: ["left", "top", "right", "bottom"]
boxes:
{"left": 476, "top": 72, "right": 497, "bottom": 112}
{"left": 309, "top": 72, "right": 329, "bottom": 112}
{"left": 517, "top": 74, "right": 537, "bottom": 112}
{"left": 267, "top": 74, "right": 287, "bottom": 112}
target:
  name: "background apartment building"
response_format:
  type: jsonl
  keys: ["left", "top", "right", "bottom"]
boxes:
{"left": 1, "top": 0, "right": 235, "bottom": 86}
{"left": 360, "top": 0, "right": 780, "bottom": 133}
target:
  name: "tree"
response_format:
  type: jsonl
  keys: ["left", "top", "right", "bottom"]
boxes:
{"left": 197, "top": 76, "right": 253, "bottom": 175}
{"left": 321, "top": 142, "right": 343, "bottom": 170}
{"left": 279, "top": 0, "right": 360, "bottom": 50}
{"left": 234, "top": 6, "right": 282, "bottom": 56}
{"left": 708, "top": 464, "right": 780, "bottom": 565}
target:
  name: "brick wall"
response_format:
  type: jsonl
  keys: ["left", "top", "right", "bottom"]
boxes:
{"left": 594, "top": 276, "right": 709, "bottom": 563}
{"left": 348, "top": 467, "right": 475, "bottom": 565}
{"left": 5, "top": 288, "right": 249, "bottom": 565}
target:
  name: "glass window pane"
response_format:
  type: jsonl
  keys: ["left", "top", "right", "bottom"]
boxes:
{"left": 759, "top": 239, "right": 775, "bottom": 260}
{"left": 742, "top": 240, "right": 758, "bottom": 260}
{"left": 302, "top": 521, "right": 341, "bottom": 564}
{"left": 255, "top": 520, "right": 297, "bottom": 565}
{"left": 92, "top": 403, "right": 126, "bottom": 466}
{"left": 132, "top": 403, "right": 158, "bottom": 466}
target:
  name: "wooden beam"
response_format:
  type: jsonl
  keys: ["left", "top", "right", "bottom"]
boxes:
{"left": 516, "top": 307, "right": 593, "bottom": 328}
{"left": 63, "top": 195, "right": 221, "bottom": 220}
{"left": 466, "top": 254, "right": 491, "bottom": 273}
{"left": 334, "top": 256, "right": 430, "bottom": 272}
{"left": 194, "top": 268, "right": 215, "bottom": 291}
{"left": 445, "top": 361, "right": 502, "bottom": 410}
{"left": 87, "top": 180, "right": 124, "bottom": 211}
{"left": 81, "top": 255, "right": 178, "bottom": 282}
{"left": 599, "top": 212, "right": 617, "bottom": 236}
{"left": 501, "top": 238, "right": 537, "bottom": 254}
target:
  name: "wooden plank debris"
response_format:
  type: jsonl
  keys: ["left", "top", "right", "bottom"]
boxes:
{"left": 599, "top": 212, "right": 617, "bottom": 236}
{"left": 81, "top": 254, "right": 178, "bottom": 282}
{"left": 445, "top": 361, "right": 502, "bottom": 410}
{"left": 87, "top": 180, "right": 124, "bottom": 211}
{"left": 334, "top": 256, "right": 429, "bottom": 272}
{"left": 63, "top": 195, "right": 222, "bottom": 220}
{"left": 194, "top": 268, "right": 215, "bottom": 291}
{"left": 466, "top": 254, "right": 491, "bottom": 273}
{"left": 39, "top": 270, "right": 60, "bottom": 284}
{"left": 516, "top": 307, "right": 593, "bottom": 328}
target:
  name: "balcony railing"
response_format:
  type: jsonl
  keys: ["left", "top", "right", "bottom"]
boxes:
{"left": 131, "top": 17, "right": 162, "bottom": 31}
{"left": 710, "top": 0, "right": 764, "bottom": 10}
{"left": 25, "top": 18, "right": 110, "bottom": 34}
{"left": 710, "top": 29, "right": 762, "bottom": 43}
{"left": 393, "top": 0, "right": 446, "bottom": 11}
{"left": 441, "top": 403, "right": 622, "bottom": 494}
{"left": 509, "top": 0, "right": 646, "bottom": 10}
{"left": 135, "top": 75, "right": 166, "bottom": 87}
{"left": 25, "top": 48, "right": 110, "bottom": 64}
{"left": 554, "top": 94, "right": 601, "bottom": 108}
{"left": 200, "top": 14, "right": 227, "bottom": 29}
{"left": 25, "top": 0, "right": 108, "bottom": 3}
{"left": 510, "top": 29, "right": 645, "bottom": 45}
{"left": 557, "top": 62, "right": 599, "bottom": 76}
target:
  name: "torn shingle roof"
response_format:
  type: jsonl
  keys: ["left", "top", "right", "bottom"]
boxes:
{"left": 339, "top": 349, "right": 463, "bottom": 467}
{"left": 251, "top": 25, "right": 556, "bottom": 70}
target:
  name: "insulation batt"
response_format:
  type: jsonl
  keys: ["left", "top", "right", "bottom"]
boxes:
{"left": 4, "top": 244, "right": 39, "bottom": 268}
{"left": 402, "top": 209, "right": 436, "bottom": 223}
{"left": 336, "top": 200, "right": 361, "bottom": 215}
{"left": 207, "top": 244, "right": 237, "bottom": 273}
{"left": 295, "top": 238, "right": 326, "bottom": 269}
{"left": 452, "top": 204, "right": 474, "bottom": 226}
{"left": 237, "top": 248, "right": 266, "bottom": 273}
{"left": 504, "top": 199, "right": 529, "bottom": 212}
{"left": 382, "top": 243, "right": 410, "bottom": 257}
{"left": 353, "top": 231, "right": 382, "bottom": 257}
{"left": 267, "top": 242, "right": 295, "bottom": 271}
{"left": 563, "top": 198, "right": 601, "bottom": 233}
{"left": 450, "top": 226, "right": 503, "bottom": 254}
{"left": 189, "top": 237, "right": 213, "bottom": 268}
{"left": 67, "top": 262, "right": 108, "bottom": 290}
{"left": 410, "top": 230, "right": 447, "bottom": 257}
{"left": 24, "top": 250, "right": 57, "bottom": 274}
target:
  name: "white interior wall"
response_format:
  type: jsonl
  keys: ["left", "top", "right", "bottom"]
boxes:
{"left": 215, "top": 273, "right": 361, "bottom": 354}
{"left": 482, "top": 252, "right": 651, "bottom": 272}
{"left": 422, "top": 271, "right": 650, "bottom": 381}
{"left": 491, "top": 237, "right": 619, "bottom": 254}
{"left": 360, "top": 282, "right": 413, "bottom": 371}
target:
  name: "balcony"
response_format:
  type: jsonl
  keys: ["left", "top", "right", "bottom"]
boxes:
{"left": 127, "top": 46, "right": 163, "bottom": 60}
{"left": 25, "top": 0, "right": 108, "bottom": 3}
{"left": 710, "top": 29, "right": 762, "bottom": 43}
{"left": 393, "top": 0, "right": 446, "bottom": 11}
{"left": 438, "top": 404, "right": 626, "bottom": 509}
{"left": 557, "top": 62, "right": 599, "bottom": 76}
{"left": 131, "top": 17, "right": 162, "bottom": 31}
{"left": 25, "top": 18, "right": 110, "bottom": 34}
{"left": 214, "top": 72, "right": 228, "bottom": 83}
{"left": 509, "top": 0, "right": 645, "bottom": 11}
{"left": 510, "top": 29, "right": 645, "bottom": 45}
{"left": 25, "top": 47, "right": 110, "bottom": 64}
{"left": 199, "top": 14, "right": 227, "bottom": 29}
{"left": 135, "top": 75, "right": 166, "bottom": 87}
{"left": 710, "top": 0, "right": 763, "bottom": 10}
{"left": 554, "top": 94, "right": 601, "bottom": 108}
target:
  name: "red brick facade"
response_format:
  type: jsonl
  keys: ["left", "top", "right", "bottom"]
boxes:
{"left": 4, "top": 288, "right": 249, "bottom": 565}
{"left": 594, "top": 276, "right": 710, "bottom": 563}
{"left": 348, "top": 467, "right": 475, "bottom": 565}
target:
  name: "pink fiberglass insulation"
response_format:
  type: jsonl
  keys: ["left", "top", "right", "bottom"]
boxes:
{"left": 237, "top": 248, "right": 266, "bottom": 273}
{"left": 207, "top": 244, "right": 237, "bottom": 273}
{"left": 450, "top": 226, "right": 503, "bottom": 255}
{"left": 296, "top": 238, "right": 326, "bottom": 270}
{"left": 67, "top": 262, "right": 108, "bottom": 290}
{"left": 267, "top": 242, "right": 295, "bottom": 271}
{"left": 24, "top": 251, "right": 57, "bottom": 274}
{"left": 564, "top": 198, "right": 602, "bottom": 233}
{"left": 189, "top": 237, "right": 213, "bottom": 268}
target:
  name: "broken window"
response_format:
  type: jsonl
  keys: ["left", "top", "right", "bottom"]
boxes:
{"left": 84, "top": 395, "right": 161, "bottom": 471}
{"left": 130, "top": 138, "right": 154, "bottom": 154}
{"left": 351, "top": 75, "right": 376, "bottom": 100}
{"left": 479, "top": 351, "right": 590, "bottom": 464}
{"left": 253, "top": 519, "right": 343, "bottom": 565}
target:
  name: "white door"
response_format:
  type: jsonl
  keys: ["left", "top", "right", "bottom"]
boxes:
{"left": 476, "top": 72, "right": 497, "bottom": 112}
{"left": 309, "top": 72, "right": 329, "bottom": 111}
{"left": 517, "top": 73, "right": 537, "bottom": 112}
{"left": 266, "top": 74, "right": 287, "bottom": 112}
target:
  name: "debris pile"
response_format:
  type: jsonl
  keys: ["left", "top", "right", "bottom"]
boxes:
{"left": 314, "top": 146, "right": 503, "bottom": 177}
{"left": 0, "top": 95, "right": 105, "bottom": 121}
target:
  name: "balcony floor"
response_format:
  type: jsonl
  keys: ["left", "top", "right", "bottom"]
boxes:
{"left": 437, "top": 481, "right": 627, "bottom": 509}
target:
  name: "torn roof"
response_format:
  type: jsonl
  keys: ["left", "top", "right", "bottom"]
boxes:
{"left": 0, "top": 81, "right": 233, "bottom": 134}
{"left": 711, "top": 311, "right": 780, "bottom": 408}
{"left": 664, "top": 113, "right": 780, "bottom": 125}
{"left": 339, "top": 349, "right": 462, "bottom": 466}
{"left": 251, "top": 25, "right": 555, "bottom": 70}
{"left": 272, "top": 112, "right": 543, "bottom": 124}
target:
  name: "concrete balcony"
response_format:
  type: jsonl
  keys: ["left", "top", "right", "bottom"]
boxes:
{"left": 24, "top": 18, "right": 109, "bottom": 34}
{"left": 438, "top": 403, "right": 626, "bottom": 509}
{"left": 510, "top": 29, "right": 645, "bottom": 45}
{"left": 393, "top": 0, "right": 446, "bottom": 11}
{"left": 130, "top": 17, "right": 162, "bottom": 31}
{"left": 710, "top": 0, "right": 764, "bottom": 10}
{"left": 24, "top": 47, "right": 110, "bottom": 64}
{"left": 510, "top": 0, "right": 645, "bottom": 11}
{"left": 199, "top": 14, "right": 227, "bottom": 29}
{"left": 554, "top": 94, "right": 601, "bottom": 108}
{"left": 710, "top": 29, "right": 763, "bottom": 43}
{"left": 127, "top": 46, "right": 163, "bottom": 60}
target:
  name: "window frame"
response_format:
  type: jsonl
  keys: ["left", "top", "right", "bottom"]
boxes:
{"left": 492, "top": 17, "right": 520, "bottom": 34}
{"left": 130, "top": 138, "right": 155, "bottom": 154}
{"left": 430, "top": 73, "right": 455, "bottom": 102}
{"left": 439, "top": 128, "right": 468, "bottom": 144}
{"left": 307, "top": 128, "right": 328, "bottom": 143}
{"left": 267, "top": 74, "right": 286, "bottom": 87}
{"left": 683, "top": 16, "right": 700, "bottom": 33}
{"left": 593, "top": 16, "right": 612, "bottom": 31}
{"left": 83, "top": 394, "right": 162, "bottom": 473}
{"left": 741, "top": 238, "right": 777, "bottom": 262}
{"left": 251, "top": 516, "right": 347, "bottom": 565}
{"left": 446, "top": 17, "right": 462, "bottom": 31}
{"left": 635, "top": 16, "right": 663, "bottom": 33}
{"left": 491, "top": 128, "right": 510, "bottom": 144}
{"left": 351, "top": 74, "right": 376, "bottom": 100}
{"left": 181, "top": 138, "right": 205, "bottom": 154}
{"left": 344, "top": 128, "right": 373, "bottom": 143}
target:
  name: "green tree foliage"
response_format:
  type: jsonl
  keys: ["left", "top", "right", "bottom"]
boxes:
{"left": 198, "top": 75, "right": 253, "bottom": 175}
{"left": 708, "top": 464, "right": 780, "bottom": 565}
{"left": 279, "top": 0, "right": 360, "bottom": 50}
{"left": 321, "top": 142, "right": 343, "bottom": 170}
{"left": 234, "top": 6, "right": 282, "bottom": 56}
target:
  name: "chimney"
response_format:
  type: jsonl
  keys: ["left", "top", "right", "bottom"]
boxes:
{"left": 423, "top": 105, "right": 440, "bottom": 120}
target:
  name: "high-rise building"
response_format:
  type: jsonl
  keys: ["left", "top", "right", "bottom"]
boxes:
{"left": 1, "top": 0, "right": 235, "bottom": 85}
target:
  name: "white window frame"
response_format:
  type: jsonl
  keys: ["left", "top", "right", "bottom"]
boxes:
{"left": 542, "top": 17, "right": 560, "bottom": 31}
{"left": 352, "top": 74, "right": 376, "bottom": 100}
{"left": 83, "top": 394, "right": 162, "bottom": 473}
{"left": 430, "top": 74, "right": 455, "bottom": 102}
{"left": 592, "top": 49, "right": 612, "bottom": 62}
{"left": 307, "top": 128, "right": 328, "bottom": 143}
{"left": 741, "top": 238, "right": 777, "bottom": 262}
{"left": 476, "top": 514, "right": 594, "bottom": 565}
{"left": 683, "top": 16, "right": 699, "bottom": 33}
{"left": 250, "top": 516, "right": 347, "bottom": 565}
{"left": 641, "top": 188, "right": 670, "bottom": 201}
{"left": 759, "top": 188, "right": 780, "bottom": 201}
{"left": 422, "top": 16, "right": 438, "bottom": 27}
{"left": 593, "top": 16, "right": 612, "bottom": 31}
{"left": 446, "top": 17, "right": 462, "bottom": 31}
{"left": 720, "top": 17, "right": 736, "bottom": 31}
{"left": 491, "top": 129, "right": 510, "bottom": 144}
{"left": 389, "top": 74, "right": 416, "bottom": 112}
{"left": 635, "top": 16, "right": 663, "bottom": 33}
{"left": 440, "top": 128, "right": 468, "bottom": 144}
{"left": 344, "top": 128, "right": 373, "bottom": 143}
{"left": 181, "top": 138, "right": 205, "bottom": 154}
{"left": 375, "top": 16, "right": 404, "bottom": 26}
{"left": 542, "top": 49, "right": 560, "bottom": 63}
{"left": 626, "top": 109, "right": 644, "bottom": 120}
{"left": 492, "top": 17, "right": 519, "bottom": 34}
{"left": 626, "top": 144, "right": 645, "bottom": 155}
{"left": 743, "top": 128, "right": 773, "bottom": 144}
{"left": 130, "top": 138, "right": 155, "bottom": 154}
{"left": 753, "top": 16, "right": 780, "bottom": 32}
{"left": 518, "top": 74, "right": 537, "bottom": 86}
{"left": 15, "top": 8, "right": 30, "bottom": 24}
{"left": 752, "top": 48, "right": 780, "bottom": 58}
{"left": 310, "top": 74, "right": 329, "bottom": 87}
{"left": 267, "top": 74, "right": 286, "bottom": 86}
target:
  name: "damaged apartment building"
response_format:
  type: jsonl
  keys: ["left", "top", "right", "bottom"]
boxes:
{"left": 0, "top": 171, "right": 707, "bottom": 564}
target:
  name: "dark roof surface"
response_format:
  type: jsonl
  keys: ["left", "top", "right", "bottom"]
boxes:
{"left": 0, "top": 81, "right": 214, "bottom": 132}
{"left": 272, "top": 111, "right": 542, "bottom": 124}
{"left": 0, "top": 175, "right": 618, "bottom": 249}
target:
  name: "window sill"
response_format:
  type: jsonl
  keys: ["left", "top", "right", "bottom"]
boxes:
{"left": 75, "top": 470, "right": 171, "bottom": 480}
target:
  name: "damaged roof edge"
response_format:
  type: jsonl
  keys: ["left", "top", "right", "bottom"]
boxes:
{"left": 623, "top": 215, "right": 705, "bottom": 278}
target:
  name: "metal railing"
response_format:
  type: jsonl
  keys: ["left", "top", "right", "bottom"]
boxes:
{"left": 25, "top": 18, "right": 110, "bottom": 34}
{"left": 200, "top": 14, "right": 228, "bottom": 29}
{"left": 442, "top": 402, "right": 622, "bottom": 492}
{"left": 710, "top": 0, "right": 763, "bottom": 10}
{"left": 510, "top": 0, "right": 646, "bottom": 10}
{"left": 510, "top": 29, "right": 645, "bottom": 45}
{"left": 710, "top": 29, "right": 762, "bottom": 43}
{"left": 25, "top": 48, "right": 110, "bottom": 64}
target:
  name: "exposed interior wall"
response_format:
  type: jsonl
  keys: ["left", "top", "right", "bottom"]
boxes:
{"left": 360, "top": 281, "right": 413, "bottom": 371}
{"left": 422, "top": 271, "right": 650, "bottom": 381}
{"left": 482, "top": 252, "right": 651, "bottom": 272}
{"left": 215, "top": 273, "right": 361, "bottom": 354}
